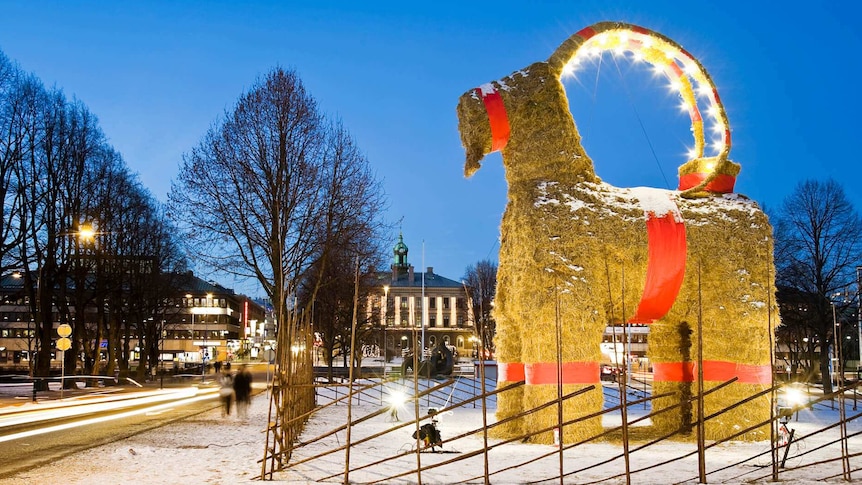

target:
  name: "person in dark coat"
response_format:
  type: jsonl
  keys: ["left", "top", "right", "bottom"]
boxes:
{"left": 233, "top": 365, "right": 253, "bottom": 419}
{"left": 218, "top": 369, "right": 234, "bottom": 417}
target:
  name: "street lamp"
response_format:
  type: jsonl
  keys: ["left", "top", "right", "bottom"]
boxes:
{"left": 159, "top": 320, "right": 166, "bottom": 389}
{"left": 77, "top": 224, "right": 95, "bottom": 242}
{"left": 185, "top": 294, "right": 198, "bottom": 379}
{"left": 857, "top": 266, "right": 862, "bottom": 375}
{"left": 204, "top": 293, "right": 212, "bottom": 376}
{"left": 383, "top": 286, "right": 389, "bottom": 371}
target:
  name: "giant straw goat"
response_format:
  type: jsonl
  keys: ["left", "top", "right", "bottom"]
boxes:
{"left": 456, "top": 22, "right": 777, "bottom": 443}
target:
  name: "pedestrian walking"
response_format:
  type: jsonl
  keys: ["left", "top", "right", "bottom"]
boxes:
{"left": 218, "top": 369, "right": 234, "bottom": 417}
{"left": 233, "top": 365, "right": 252, "bottom": 419}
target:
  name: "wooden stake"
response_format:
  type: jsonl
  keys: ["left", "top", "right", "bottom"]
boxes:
{"left": 696, "top": 262, "right": 706, "bottom": 484}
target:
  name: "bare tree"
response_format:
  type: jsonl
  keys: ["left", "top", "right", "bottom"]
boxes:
{"left": 773, "top": 179, "right": 862, "bottom": 392}
{"left": 0, "top": 48, "right": 187, "bottom": 389}
{"left": 18, "top": 88, "right": 82, "bottom": 386}
{"left": 300, "top": 243, "right": 384, "bottom": 380}
{"left": 0, "top": 54, "right": 41, "bottom": 377}
{"left": 170, "top": 68, "right": 327, "bottom": 330}
{"left": 297, "top": 119, "right": 388, "bottom": 379}
{"left": 775, "top": 286, "right": 819, "bottom": 379}
{"left": 171, "top": 67, "right": 386, "bottom": 339}
{"left": 463, "top": 259, "right": 498, "bottom": 357}
{"left": 169, "top": 67, "right": 387, "bottom": 466}
{"left": 0, "top": 53, "right": 34, "bottom": 274}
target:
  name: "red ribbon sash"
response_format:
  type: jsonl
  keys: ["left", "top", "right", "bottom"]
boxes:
{"left": 629, "top": 210, "right": 687, "bottom": 324}
{"left": 476, "top": 85, "right": 510, "bottom": 152}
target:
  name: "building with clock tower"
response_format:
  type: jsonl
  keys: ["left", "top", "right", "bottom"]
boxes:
{"left": 369, "top": 233, "right": 476, "bottom": 364}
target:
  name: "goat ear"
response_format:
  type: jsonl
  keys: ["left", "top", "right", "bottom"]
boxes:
{"left": 457, "top": 89, "right": 492, "bottom": 178}
{"left": 465, "top": 153, "right": 483, "bottom": 178}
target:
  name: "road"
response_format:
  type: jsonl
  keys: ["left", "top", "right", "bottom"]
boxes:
{"left": 0, "top": 366, "right": 268, "bottom": 479}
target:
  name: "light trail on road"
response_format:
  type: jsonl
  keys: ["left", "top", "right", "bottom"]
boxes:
{"left": 0, "top": 387, "right": 219, "bottom": 443}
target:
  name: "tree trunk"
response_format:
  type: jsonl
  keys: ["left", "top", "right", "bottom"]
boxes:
{"left": 820, "top": 343, "right": 833, "bottom": 395}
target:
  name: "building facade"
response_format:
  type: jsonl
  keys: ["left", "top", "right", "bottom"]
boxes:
{"left": 158, "top": 273, "right": 270, "bottom": 369}
{"left": 368, "top": 234, "right": 476, "bottom": 362}
{"left": 0, "top": 271, "right": 270, "bottom": 373}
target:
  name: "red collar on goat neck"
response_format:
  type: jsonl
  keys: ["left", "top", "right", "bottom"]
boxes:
{"left": 678, "top": 172, "right": 737, "bottom": 193}
{"left": 476, "top": 86, "right": 510, "bottom": 152}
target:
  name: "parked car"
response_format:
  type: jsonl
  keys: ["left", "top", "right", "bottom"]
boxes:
{"left": 600, "top": 364, "right": 620, "bottom": 382}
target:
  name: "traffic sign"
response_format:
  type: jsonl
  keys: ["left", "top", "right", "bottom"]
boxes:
{"left": 56, "top": 337, "right": 71, "bottom": 351}
{"left": 57, "top": 324, "right": 72, "bottom": 337}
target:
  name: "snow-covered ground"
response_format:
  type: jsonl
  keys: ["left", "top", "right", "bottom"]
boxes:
{"left": 3, "top": 378, "right": 860, "bottom": 484}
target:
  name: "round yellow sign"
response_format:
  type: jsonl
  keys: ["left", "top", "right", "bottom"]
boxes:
{"left": 56, "top": 337, "right": 71, "bottom": 351}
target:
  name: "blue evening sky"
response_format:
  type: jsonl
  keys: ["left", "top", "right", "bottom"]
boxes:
{"left": 0, "top": 1, "right": 859, "bottom": 295}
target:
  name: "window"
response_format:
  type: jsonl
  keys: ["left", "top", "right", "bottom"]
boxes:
{"left": 443, "top": 298, "right": 450, "bottom": 310}
{"left": 443, "top": 316, "right": 450, "bottom": 328}
{"left": 429, "top": 297, "right": 436, "bottom": 309}
{"left": 429, "top": 316, "right": 436, "bottom": 327}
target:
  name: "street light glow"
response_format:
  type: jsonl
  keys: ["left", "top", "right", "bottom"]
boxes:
{"left": 387, "top": 390, "right": 407, "bottom": 408}
{"left": 78, "top": 224, "right": 95, "bottom": 241}
{"left": 783, "top": 386, "right": 806, "bottom": 407}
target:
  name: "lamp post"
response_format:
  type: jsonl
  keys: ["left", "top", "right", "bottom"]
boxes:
{"left": 855, "top": 266, "right": 862, "bottom": 410}
{"left": 185, "top": 294, "right": 198, "bottom": 379}
{"left": 831, "top": 302, "right": 843, "bottom": 408}
{"left": 203, "top": 293, "right": 212, "bottom": 379}
{"left": 383, "top": 286, "right": 389, "bottom": 373}
{"left": 421, "top": 243, "right": 425, "bottom": 360}
{"left": 857, "top": 267, "right": 862, "bottom": 374}
{"left": 160, "top": 320, "right": 165, "bottom": 390}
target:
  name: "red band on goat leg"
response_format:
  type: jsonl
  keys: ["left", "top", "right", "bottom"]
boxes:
{"left": 652, "top": 361, "right": 772, "bottom": 385}
{"left": 526, "top": 361, "right": 600, "bottom": 385}
{"left": 498, "top": 362, "right": 525, "bottom": 382}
